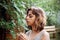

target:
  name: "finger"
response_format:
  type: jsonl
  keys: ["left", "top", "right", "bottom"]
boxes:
{"left": 16, "top": 34, "right": 25, "bottom": 40}
{"left": 20, "top": 33, "right": 28, "bottom": 38}
{"left": 17, "top": 33, "right": 28, "bottom": 40}
{"left": 19, "top": 35, "right": 27, "bottom": 40}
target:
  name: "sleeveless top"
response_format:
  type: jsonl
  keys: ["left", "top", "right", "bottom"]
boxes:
{"left": 26, "top": 29, "right": 50, "bottom": 40}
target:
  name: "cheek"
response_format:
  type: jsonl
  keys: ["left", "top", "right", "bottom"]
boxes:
{"left": 30, "top": 17, "right": 35, "bottom": 24}
{"left": 26, "top": 18, "right": 35, "bottom": 26}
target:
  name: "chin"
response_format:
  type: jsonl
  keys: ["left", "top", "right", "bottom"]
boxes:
{"left": 27, "top": 23, "right": 32, "bottom": 26}
{"left": 27, "top": 24, "right": 31, "bottom": 26}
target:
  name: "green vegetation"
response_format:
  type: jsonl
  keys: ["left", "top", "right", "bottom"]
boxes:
{"left": 0, "top": 0, "right": 60, "bottom": 39}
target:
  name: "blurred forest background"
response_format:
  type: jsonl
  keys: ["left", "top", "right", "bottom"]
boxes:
{"left": 0, "top": 0, "right": 60, "bottom": 40}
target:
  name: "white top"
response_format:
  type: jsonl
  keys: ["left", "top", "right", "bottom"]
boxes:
{"left": 26, "top": 29, "right": 50, "bottom": 40}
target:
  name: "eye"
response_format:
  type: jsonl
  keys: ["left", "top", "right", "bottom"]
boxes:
{"left": 29, "top": 15, "right": 33, "bottom": 18}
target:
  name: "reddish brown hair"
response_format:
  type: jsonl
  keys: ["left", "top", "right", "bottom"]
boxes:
{"left": 27, "top": 7, "right": 46, "bottom": 31}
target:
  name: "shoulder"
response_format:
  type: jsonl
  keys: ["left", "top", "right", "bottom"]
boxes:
{"left": 43, "top": 30, "right": 49, "bottom": 37}
{"left": 41, "top": 30, "right": 50, "bottom": 40}
{"left": 40, "top": 29, "right": 49, "bottom": 36}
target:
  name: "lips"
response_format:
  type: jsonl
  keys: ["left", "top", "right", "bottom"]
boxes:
{"left": 26, "top": 20, "right": 29, "bottom": 23}
{"left": 26, "top": 20, "right": 30, "bottom": 24}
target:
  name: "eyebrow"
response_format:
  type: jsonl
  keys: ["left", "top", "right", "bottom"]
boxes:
{"left": 28, "top": 13, "right": 32, "bottom": 16}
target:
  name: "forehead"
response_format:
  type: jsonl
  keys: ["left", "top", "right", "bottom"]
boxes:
{"left": 27, "top": 10, "right": 33, "bottom": 15}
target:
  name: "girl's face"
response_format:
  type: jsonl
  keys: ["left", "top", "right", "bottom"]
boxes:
{"left": 26, "top": 10, "right": 36, "bottom": 26}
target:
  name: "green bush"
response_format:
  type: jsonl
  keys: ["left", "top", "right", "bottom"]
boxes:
{"left": 0, "top": 0, "right": 60, "bottom": 39}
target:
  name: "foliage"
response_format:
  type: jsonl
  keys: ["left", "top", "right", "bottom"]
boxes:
{"left": 0, "top": 0, "right": 33, "bottom": 39}
{"left": 0, "top": 0, "right": 28, "bottom": 39}
{"left": 0, "top": 0, "right": 60, "bottom": 39}
{"left": 30, "top": 0, "right": 60, "bottom": 26}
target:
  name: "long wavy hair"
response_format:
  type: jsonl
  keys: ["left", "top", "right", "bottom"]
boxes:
{"left": 27, "top": 7, "right": 46, "bottom": 31}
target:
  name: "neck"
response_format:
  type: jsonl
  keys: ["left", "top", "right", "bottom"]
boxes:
{"left": 31, "top": 25, "right": 39, "bottom": 33}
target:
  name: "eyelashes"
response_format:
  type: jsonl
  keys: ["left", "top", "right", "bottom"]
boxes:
{"left": 26, "top": 15, "right": 33, "bottom": 18}
{"left": 29, "top": 16, "right": 33, "bottom": 18}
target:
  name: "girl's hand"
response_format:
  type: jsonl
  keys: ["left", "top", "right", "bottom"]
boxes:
{"left": 16, "top": 33, "right": 29, "bottom": 40}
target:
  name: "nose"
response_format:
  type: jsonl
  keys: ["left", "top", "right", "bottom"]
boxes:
{"left": 26, "top": 16, "right": 29, "bottom": 21}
